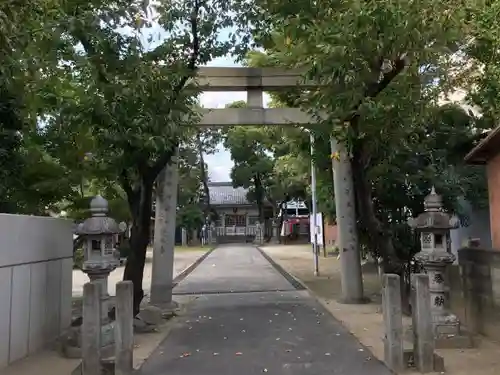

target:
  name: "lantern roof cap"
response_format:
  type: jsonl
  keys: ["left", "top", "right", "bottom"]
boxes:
{"left": 90, "top": 195, "right": 108, "bottom": 216}
{"left": 76, "top": 195, "right": 122, "bottom": 235}
{"left": 408, "top": 187, "right": 460, "bottom": 230}
{"left": 424, "top": 186, "right": 443, "bottom": 211}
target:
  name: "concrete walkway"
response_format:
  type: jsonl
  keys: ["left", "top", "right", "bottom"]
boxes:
{"left": 140, "top": 244, "right": 391, "bottom": 375}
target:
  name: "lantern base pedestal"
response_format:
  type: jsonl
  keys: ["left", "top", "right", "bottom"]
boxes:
{"left": 60, "top": 322, "right": 116, "bottom": 359}
{"left": 405, "top": 317, "right": 474, "bottom": 349}
{"left": 433, "top": 314, "right": 474, "bottom": 349}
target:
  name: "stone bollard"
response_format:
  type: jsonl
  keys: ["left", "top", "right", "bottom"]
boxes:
{"left": 115, "top": 281, "right": 134, "bottom": 375}
{"left": 411, "top": 274, "right": 435, "bottom": 373}
{"left": 382, "top": 274, "right": 404, "bottom": 372}
{"left": 82, "top": 282, "right": 101, "bottom": 375}
{"left": 181, "top": 228, "right": 188, "bottom": 247}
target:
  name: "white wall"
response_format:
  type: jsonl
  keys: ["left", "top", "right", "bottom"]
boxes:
{"left": 0, "top": 214, "right": 73, "bottom": 369}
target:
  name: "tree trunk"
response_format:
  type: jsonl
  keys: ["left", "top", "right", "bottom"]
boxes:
{"left": 350, "top": 124, "right": 409, "bottom": 312}
{"left": 123, "top": 178, "right": 154, "bottom": 316}
{"left": 254, "top": 174, "right": 265, "bottom": 223}
{"left": 196, "top": 131, "right": 211, "bottom": 221}
{"left": 351, "top": 145, "right": 399, "bottom": 270}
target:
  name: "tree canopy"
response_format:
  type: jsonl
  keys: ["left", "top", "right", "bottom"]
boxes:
{"left": 1, "top": 0, "right": 498, "bottom": 310}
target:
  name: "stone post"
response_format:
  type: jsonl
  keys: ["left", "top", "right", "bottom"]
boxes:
{"left": 330, "top": 137, "right": 364, "bottom": 303}
{"left": 82, "top": 282, "right": 101, "bottom": 375}
{"left": 271, "top": 220, "right": 279, "bottom": 243}
{"left": 254, "top": 221, "right": 264, "bottom": 245}
{"left": 210, "top": 222, "right": 216, "bottom": 244}
{"left": 411, "top": 274, "right": 435, "bottom": 373}
{"left": 150, "top": 149, "right": 179, "bottom": 309}
{"left": 382, "top": 274, "right": 404, "bottom": 372}
{"left": 191, "top": 229, "right": 199, "bottom": 245}
{"left": 115, "top": 281, "right": 134, "bottom": 375}
{"left": 181, "top": 228, "right": 188, "bottom": 247}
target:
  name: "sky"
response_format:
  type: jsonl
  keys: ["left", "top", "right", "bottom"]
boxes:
{"left": 200, "top": 57, "right": 271, "bottom": 182}
{"left": 199, "top": 57, "right": 241, "bottom": 182}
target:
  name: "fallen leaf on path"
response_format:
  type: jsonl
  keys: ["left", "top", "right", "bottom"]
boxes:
{"left": 181, "top": 352, "right": 191, "bottom": 357}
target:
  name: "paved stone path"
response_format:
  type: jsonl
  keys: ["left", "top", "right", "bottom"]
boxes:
{"left": 140, "top": 244, "right": 392, "bottom": 375}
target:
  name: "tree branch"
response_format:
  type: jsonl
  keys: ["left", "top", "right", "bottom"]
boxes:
{"left": 119, "top": 169, "right": 136, "bottom": 208}
{"left": 148, "top": 0, "right": 201, "bottom": 180}
{"left": 72, "top": 27, "right": 110, "bottom": 85}
{"left": 345, "top": 56, "right": 408, "bottom": 122}
{"left": 170, "top": 0, "right": 201, "bottom": 98}
{"left": 148, "top": 145, "right": 178, "bottom": 182}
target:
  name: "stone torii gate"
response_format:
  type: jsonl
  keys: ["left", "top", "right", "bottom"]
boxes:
{"left": 149, "top": 67, "right": 365, "bottom": 309}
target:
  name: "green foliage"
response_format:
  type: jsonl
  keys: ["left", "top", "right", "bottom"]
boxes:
{"left": 237, "top": 0, "right": 488, "bottom": 264}
{"left": 73, "top": 248, "right": 84, "bottom": 269}
{"left": 117, "top": 241, "right": 132, "bottom": 259}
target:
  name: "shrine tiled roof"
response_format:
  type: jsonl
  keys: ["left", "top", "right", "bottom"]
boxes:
{"left": 209, "top": 182, "right": 249, "bottom": 205}
{"left": 464, "top": 126, "right": 500, "bottom": 165}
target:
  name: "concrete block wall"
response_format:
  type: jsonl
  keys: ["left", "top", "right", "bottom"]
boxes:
{"left": 455, "top": 247, "right": 500, "bottom": 342}
{"left": 0, "top": 214, "right": 73, "bottom": 369}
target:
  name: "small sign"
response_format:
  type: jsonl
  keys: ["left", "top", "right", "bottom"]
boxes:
{"left": 309, "top": 213, "right": 324, "bottom": 246}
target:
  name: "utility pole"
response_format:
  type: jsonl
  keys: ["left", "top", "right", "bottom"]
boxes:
{"left": 310, "top": 132, "right": 320, "bottom": 276}
{"left": 330, "top": 137, "right": 364, "bottom": 303}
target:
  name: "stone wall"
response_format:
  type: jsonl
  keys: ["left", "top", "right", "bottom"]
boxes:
{"left": 0, "top": 214, "right": 73, "bottom": 369}
{"left": 454, "top": 247, "right": 500, "bottom": 342}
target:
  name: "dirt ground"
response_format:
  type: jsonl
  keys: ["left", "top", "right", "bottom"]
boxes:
{"left": 72, "top": 248, "right": 207, "bottom": 297}
{"left": 261, "top": 244, "right": 500, "bottom": 375}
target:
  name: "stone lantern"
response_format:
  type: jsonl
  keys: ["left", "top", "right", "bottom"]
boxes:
{"left": 408, "top": 187, "right": 465, "bottom": 344}
{"left": 76, "top": 195, "right": 123, "bottom": 323}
